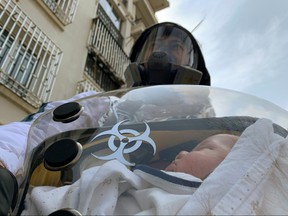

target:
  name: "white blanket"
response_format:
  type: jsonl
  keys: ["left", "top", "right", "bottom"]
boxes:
{"left": 22, "top": 118, "right": 288, "bottom": 215}
{"left": 22, "top": 161, "right": 201, "bottom": 215}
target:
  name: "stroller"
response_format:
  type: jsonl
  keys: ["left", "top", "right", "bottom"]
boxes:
{"left": 8, "top": 85, "right": 288, "bottom": 215}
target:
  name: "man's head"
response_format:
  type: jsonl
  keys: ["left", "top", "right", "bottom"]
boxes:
{"left": 125, "top": 22, "right": 210, "bottom": 87}
{"left": 137, "top": 23, "right": 195, "bottom": 67}
{"left": 165, "top": 134, "right": 239, "bottom": 180}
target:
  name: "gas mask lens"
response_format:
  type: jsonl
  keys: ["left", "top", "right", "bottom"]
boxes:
{"left": 136, "top": 25, "right": 195, "bottom": 67}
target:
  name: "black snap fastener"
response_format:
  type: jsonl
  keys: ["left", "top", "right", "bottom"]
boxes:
{"left": 53, "top": 102, "right": 83, "bottom": 123}
{"left": 44, "top": 139, "right": 82, "bottom": 171}
{"left": 48, "top": 208, "right": 82, "bottom": 216}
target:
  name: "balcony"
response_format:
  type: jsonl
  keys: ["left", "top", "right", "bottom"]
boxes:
{"left": 88, "top": 4, "right": 130, "bottom": 84}
{"left": 0, "top": 0, "right": 63, "bottom": 108}
{"left": 40, "top": 0, "right": 79, "bottom": 26}
{"left": 76, "top": 72, "right": 102, "bottom": 93}
{"left": 133, "top": 0, "right": 169, "bottom": 26}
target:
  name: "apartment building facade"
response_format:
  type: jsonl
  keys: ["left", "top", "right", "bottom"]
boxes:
{"left": 0, "top": 0, "right": 169, "bottom": 124}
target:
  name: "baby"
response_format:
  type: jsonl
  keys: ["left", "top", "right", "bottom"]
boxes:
{"left": 165, "top": 134, "right": 239, "bottom": 180}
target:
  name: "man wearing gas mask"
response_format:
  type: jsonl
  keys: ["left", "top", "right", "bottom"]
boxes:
{"left": 125, "top": 22, "right": 210, "bottom": 87}
{"left": 0, "top": 22, "right": 212, "bottom": 215}
{"left": 114, "top": 22, "right": 213, "bottom": 123}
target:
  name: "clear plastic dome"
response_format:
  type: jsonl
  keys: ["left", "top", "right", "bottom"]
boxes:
{"left": 15, "top": 85, "right": 288, "bottom": 214}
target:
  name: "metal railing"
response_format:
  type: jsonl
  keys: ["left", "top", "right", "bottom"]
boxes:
{"left": 41, "top": 0, "right": 79, "bottom": 26}
{"left": 76, "top": 72, "right": 101, "bottom": 93}
{"left": 0, "top": 0, "right": 63, "bottom": 107}
{"left": 88, "top": 4, "right": 130, "bottom": 83}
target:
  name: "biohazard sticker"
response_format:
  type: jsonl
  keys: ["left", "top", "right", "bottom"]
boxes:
{"left": 91, "top": 120, "right": 156, "bottom": 166}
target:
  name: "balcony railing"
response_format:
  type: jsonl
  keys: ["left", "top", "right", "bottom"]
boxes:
{"left": 0, "top": 0, "right": 63, "bottom": 108}
{"left": 88, "top": 4, "right": 130, "bottom": 82}
{"left": 76, "top": 72, "right": 101, "bottom": 93}
{"left": 41, "top": 0, "right": 79, "bottom": 26}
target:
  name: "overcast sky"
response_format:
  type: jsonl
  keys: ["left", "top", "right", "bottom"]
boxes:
{"left": 156, "top": 0, "right": 288, "bottom": 111}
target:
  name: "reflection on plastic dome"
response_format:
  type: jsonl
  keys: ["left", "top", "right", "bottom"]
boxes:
{"left": 207, "top": 87, "right": 288, "bottom": 128}
{"left": 24, "top": 85, "right": 288, "bottom": 173}
{"left": 112, "top": 85, "right": 215, "bottom": 124}
{"left": 15, "top": 85, "right": 288, "bottom": 215}
{"left": 103, "top": 85, "right": 288, "bottom": 129}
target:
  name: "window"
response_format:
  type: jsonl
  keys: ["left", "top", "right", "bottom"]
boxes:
{"left": 0, "top": 0, "right": 63, "bottom": 107}
{"left": 0, "top": 31, "right": 12, "bottom": 67}
{"left": 1, "top": 31, "right": 37, "bottom": 86}
{"left": 9, "top": 46, "right": 37, "bottom": 86}
{"left": 99, "top": 0, "right": 121, "bottom": 30}
{"left": 85, "top": 53, "right": 120, "bottom": 91}
{"left": 41, "top": 0, "right": 79, "bottom": 25}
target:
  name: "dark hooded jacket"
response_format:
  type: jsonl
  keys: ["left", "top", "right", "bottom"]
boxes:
{"left": 129, "top": 22, "right": 211, "bottom": 86}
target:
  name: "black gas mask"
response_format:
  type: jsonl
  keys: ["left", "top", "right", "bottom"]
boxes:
{"left": 125, "top": 22, "right": 210, "bottom": 87}
{"left": 125, "top": 51, "right": 203, "bottom": 86}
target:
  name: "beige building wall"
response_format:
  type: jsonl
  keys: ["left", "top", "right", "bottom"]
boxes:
{"left": 0, "top": 85, "right": 32, "bottom": 124}
{"left": 0, "top": 0, "right": 169, "bottom": 124}
{"left": 17, "top": 0, "right": 97, "bottom": 100}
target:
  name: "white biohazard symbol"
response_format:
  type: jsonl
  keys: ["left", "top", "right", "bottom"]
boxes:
{"left": 91, "top": 120, "right": 156, "bottom": 166}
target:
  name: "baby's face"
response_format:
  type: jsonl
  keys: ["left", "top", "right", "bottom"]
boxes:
{"left": 165, "top": 134, "right": 238, "bottom": 180}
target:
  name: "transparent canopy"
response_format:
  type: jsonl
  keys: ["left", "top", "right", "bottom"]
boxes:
{"left": 15, "top": 85, "right": 288, "bottom": 214}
